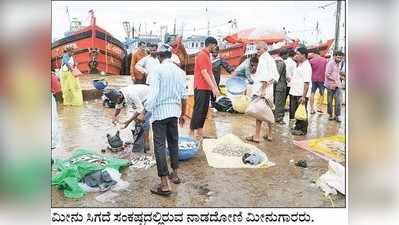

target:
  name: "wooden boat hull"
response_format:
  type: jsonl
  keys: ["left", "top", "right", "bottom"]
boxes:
{"left": 173, "top": 37, "right": 333, "bottom": 75}
{"left": 51, "top": 26, "right": 125, "bottom": 75}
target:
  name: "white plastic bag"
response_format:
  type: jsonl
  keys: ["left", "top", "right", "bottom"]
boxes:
{"left": 316, "top": 160, "right": 345, "bottom": 196}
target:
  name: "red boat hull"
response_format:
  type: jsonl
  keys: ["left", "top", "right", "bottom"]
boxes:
{"left": 173, "top": 37, "right": 333, "bottom": 75}
{"left": 51, "top": 26, "right": 125, "bottom": 75}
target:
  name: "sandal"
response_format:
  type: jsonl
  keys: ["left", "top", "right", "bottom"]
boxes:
{"left": 150, "top": 185, "right": 171, "bottom": 196}
{"left": 263, "top": 135, "right": 273, "bottom": 142}
{"left": 245, "top": 136, "right": 260, "bottom": 143}
{"left": 168, "top": 173, "right": 181, "bottom": 184}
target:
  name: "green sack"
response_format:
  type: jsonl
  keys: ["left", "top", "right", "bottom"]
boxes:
{"left": 52, "top": 149, "right": 129, "bottom": 199}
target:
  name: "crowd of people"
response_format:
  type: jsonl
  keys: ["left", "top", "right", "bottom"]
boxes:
{"left": 125, "top": 37, "right": 344, "bottom": 196}
{"left": 52, "top": 36, "right": 345, "bottom": 197}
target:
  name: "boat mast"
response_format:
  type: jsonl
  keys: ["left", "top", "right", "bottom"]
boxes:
{"left": 89, "top": 9, "right": 96, "bottom": 50}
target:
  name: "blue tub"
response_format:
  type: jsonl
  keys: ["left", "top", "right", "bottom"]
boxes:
{"left": 167, "top": 136, "right": 198, "bottom": 161}
{"left": 93, "top": 79, "right": 108, "bottom": 90}
{"left": 225, "top": 76, "right": 247, "bottom": 95}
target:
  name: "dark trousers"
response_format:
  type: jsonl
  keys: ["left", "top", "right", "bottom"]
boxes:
{"left": 190, "top": 89, "right": 212, "bottom": 130}
{"left": 327, "top": 88, "right": 342, "bottom": 117}
{"left": 152, "top": 117, "right": 179, "bottom": 177}
{"left": 289, "top": 95, "right": 309, "bottom": 134}
{"left": 211, "top": 74, "right": 221, "bottom": 103}
{"left": 274, "top": 90, "right": 286, "bottom": 121}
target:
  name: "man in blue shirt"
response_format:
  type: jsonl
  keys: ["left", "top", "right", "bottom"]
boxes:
{"left": 143, "top": 43, "right": 188, "bottom": 196}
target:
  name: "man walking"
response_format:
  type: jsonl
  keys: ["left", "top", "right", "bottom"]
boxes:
{"left": 289, "top": 47, "right": 312, "bottom": 136}
{"left": 189, "top": 36, "right": 219, "bottom": 139}
{"left": 144, "top": 43, "right": 187, "bottom": 196}
{"left": 130, "top": 41, "right": 147, "bottom": 84}
{"left": 325, "top": 51, "right": 344, "bottom": 122}
{"left": 309, "top": 50, "right": 328, "bottom": 114}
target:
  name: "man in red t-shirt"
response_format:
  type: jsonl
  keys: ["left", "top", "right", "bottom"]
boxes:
{"left": 189, "top": 37, "right": 219, "bottom": 139}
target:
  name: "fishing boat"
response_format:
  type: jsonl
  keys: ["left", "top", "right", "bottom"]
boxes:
{"left": 172, "top": 29, "right": 334, "bottom": 75}
{"left": 51, "top": 10, "right": 126, "bottom": 75}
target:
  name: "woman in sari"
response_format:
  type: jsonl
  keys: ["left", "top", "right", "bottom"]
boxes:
{"left": 60, "top": 47, "right": 83, "bottom": 106}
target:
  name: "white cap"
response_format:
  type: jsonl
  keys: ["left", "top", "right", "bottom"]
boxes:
{"left": 157, "top": 43, "right": 172, "bottom": 53}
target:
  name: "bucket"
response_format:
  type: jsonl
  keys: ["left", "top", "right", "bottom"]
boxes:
{"left": 225, "top": 76, "right": 247, "bottom": 95}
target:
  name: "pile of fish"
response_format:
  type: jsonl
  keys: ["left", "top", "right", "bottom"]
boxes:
{"left": 211, "top": 134, "right": 256, "bottom": 157}
{"left": 129, "top": 154, "right": 156, "bottom": 170}
{"left": 179, "top": 141, "right": 196, "bottom": 150}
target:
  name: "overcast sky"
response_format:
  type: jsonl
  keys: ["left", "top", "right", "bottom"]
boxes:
{"left": 52, "top": 1, "right": 345, "bottom": 44}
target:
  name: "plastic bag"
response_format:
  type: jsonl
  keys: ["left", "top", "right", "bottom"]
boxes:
{"left": 295, "top": 103, "right": 307, "bottom": 120}
{"left": 213, "top": 97, "right": 235, "bottom": 113}
{"left": 52, "top": 149, "right": 129, "bottom": 199}
{"left": 232, "top": 95, "right": 251, "bottom": 113}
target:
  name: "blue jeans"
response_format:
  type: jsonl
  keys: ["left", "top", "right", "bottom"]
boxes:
{"left": 142, "top": 111, "right": 152, "bottom": 132}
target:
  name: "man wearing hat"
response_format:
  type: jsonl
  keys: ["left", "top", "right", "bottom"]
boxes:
{"left": 144, "top": 43, "right": 188, "bottom": 196}
{"left": 189, "top": 36, "right": 219, "bottom": 139}
{"left": 289, "top": 47, "right": 312, "bottom": 135}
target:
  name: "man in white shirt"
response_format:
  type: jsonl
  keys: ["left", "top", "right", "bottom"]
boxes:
{"left": 107, "top": 84, "right": 151, "bottom": 152}
{"left": 245, "top": 41, "right": 279, "bottom": 143}
{"left": 144, "top": 43, "right": 188, "bottom": 196}
{"left": 289, "top": 47, "right": 312, "bottom": 136}
{"left": 284, "top": 49, "right": 297, "bottom": 112}
{"left": 135, "top": 43, "right": 160, "bottom": 84}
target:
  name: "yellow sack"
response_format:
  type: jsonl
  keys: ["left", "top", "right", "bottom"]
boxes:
{"left": 295, "top": 103, "right": 307, "bottom": 120}
{"left": 232, "top": 95, "right": 251, "bottom": 113}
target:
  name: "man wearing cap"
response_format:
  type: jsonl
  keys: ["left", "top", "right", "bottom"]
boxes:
{"left": 189, "top": 36, "right": 219, "bottom": 139}
{"left": 135, "top": 43, "right": 160, "bottom": 84}
{"left": 108, "top": 84, "right": 152, "bottom": 152}
{"left": 289, "top": 47, "right": 312, "bottom": 136}
{"left": 144, "top": 43, "right": 188, "bottom": 196}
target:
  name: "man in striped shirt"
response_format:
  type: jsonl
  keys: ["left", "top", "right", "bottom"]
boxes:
{"left": 143, "top": 43, "right": 188, "bottom": 196}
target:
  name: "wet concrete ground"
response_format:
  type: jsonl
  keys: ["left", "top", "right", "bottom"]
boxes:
{"left": 52, "top": 97, "right": 345, "bottom": 207}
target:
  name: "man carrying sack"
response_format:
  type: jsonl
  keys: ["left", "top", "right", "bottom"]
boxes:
{"left": 245, "top": 41, "right": 279, "bottom": 143}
